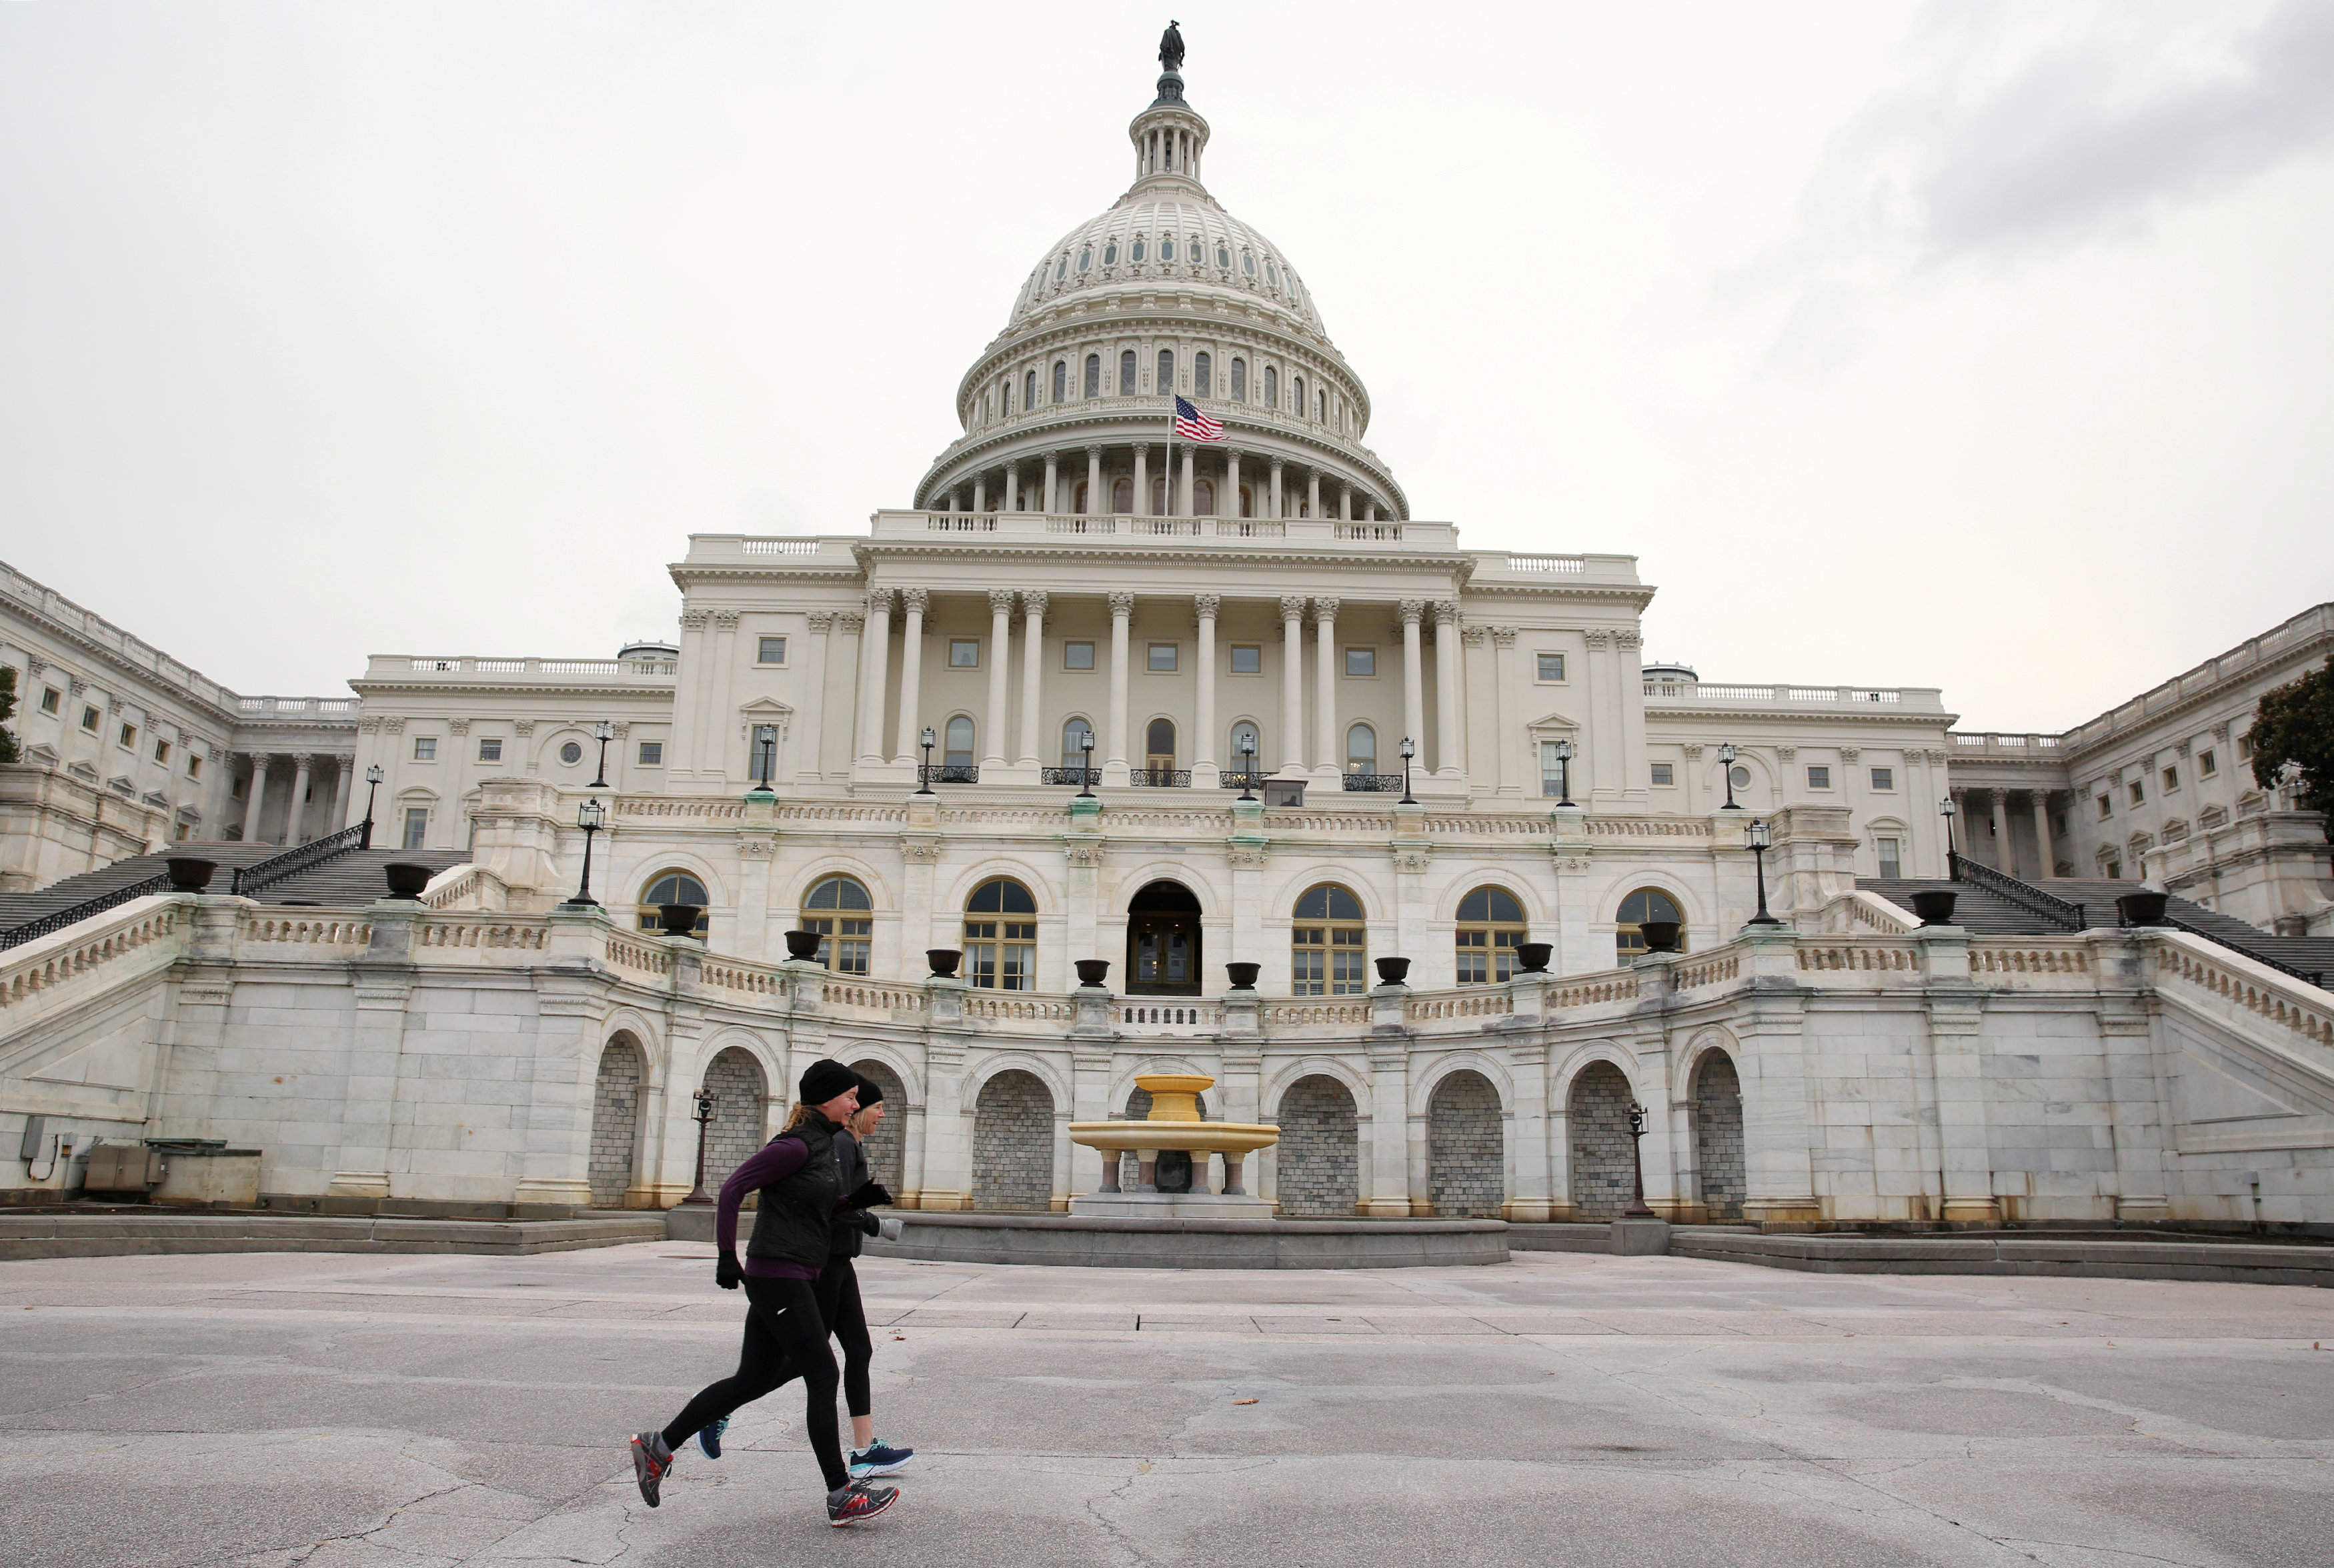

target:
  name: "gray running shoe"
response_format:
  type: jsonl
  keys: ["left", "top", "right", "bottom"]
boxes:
{"left": 630, "top": 1431, "right": 674, "bottom": 1507}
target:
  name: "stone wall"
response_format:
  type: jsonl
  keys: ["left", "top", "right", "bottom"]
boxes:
{"left": 1566, "top": 1061, "right": 1634, "bottom": 1222}
{"left": 589, "top": 1037, "right": 644, "bottom": 1209}
{"left": 1693, "top": 1050, "right": 1744, "bottom": 1221}
{"left": 850, "top": 1059, "right": 908, "bottom": 1196}
{"left": 1429, "top": 1069, "right": 1504, "bottom": 1217}
{"left": 1274, "top": 1075, "right": 1359, "bottom": 1217}
{"left": 699, "top": 1047, "right": 767, "bottom": 1191}
{"left": 972, "top": 1069, "right": 1053, "bottom": 1213}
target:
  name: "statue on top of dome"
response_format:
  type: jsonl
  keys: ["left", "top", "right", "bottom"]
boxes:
{"left": 1158, "top": 21, "right": 1185, "bottom": 74}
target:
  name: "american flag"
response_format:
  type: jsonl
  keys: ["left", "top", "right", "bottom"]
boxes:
{"left": 1174, "top": 395, "right": 1225, "bottom": 442}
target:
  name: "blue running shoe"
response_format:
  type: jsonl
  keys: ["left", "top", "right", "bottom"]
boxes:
{"left": 848, "top": 1439, "right": 913, "bottom": 1478}
{"left": 697, "top": 1417, "right": 729, "bottom": 1459}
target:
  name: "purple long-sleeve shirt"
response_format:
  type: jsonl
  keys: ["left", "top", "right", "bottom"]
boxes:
{"left": 716, "top": 1135, "right": 828, "bottom": 1281}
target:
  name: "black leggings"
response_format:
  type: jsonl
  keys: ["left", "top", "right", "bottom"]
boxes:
{"left": 815, "top": 1256, "right": 874, "bottom": 1418}
{"left": 660, "top": 1275, "right": 847, "bottom": 1491}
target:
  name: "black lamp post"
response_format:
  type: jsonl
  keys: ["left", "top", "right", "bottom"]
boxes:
{"left": 1077, "top": 727, "right": 1096, "bottom": 799}
{"left": 1940, "top": 795, "right": 1959, "bottom": 877}
{"left": 1553, "top": 738, "right": 1575, "bottom": 808}
{"left": 1746, "top": 815, "right": 1781, "bottom": 926}
{"left": 589, "top": 719, "right": 614, "bottom": 789}
{"left": 1717, "top": 742, "right": 1741, "bottom": 810}
{"left": 916, "top": 726, "right": 936, "bottom": 795}
{"left": 681, "top": 1089, "right": 718, "bottom": 1206}
{"left": 1398, "top": 735, "right": 1416, "bottom": 804}
{"left": 359, "top": 763, "right": 384, "bottom": 849}
{"left": 563, "top": 796, "right": 608, "bottom": 909}
{"left": 1622, "top": 1101, "right": 1656, "bottom": 1218}
{"left": 1236, "top": 736, "right": 1256, "bottom": 801}
{"left": 752, "top": 727, "right": 776, "bottom": 792}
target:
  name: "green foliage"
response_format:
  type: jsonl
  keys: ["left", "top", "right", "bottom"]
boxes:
{"left": 0, "top": 664, "right": 19, "bottom": 765}
{"left": 2249, "top": 653, "right": 2334, "bottom": 836}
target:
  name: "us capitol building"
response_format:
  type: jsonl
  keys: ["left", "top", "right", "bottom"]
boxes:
{"left": 3, "top": 36, "right": 2330, "bottom": 1228}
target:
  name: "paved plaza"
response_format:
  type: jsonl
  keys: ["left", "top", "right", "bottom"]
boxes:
{"left": 3, "top": 1244, "right": 2331, "bottom": 1567}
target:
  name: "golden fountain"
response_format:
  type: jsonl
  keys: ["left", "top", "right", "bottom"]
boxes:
{"left": 1066, "top": 1073, "right": 1279, "bottom": 1218}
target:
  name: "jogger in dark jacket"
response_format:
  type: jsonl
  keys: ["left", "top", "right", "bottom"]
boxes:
{"left": 823, "top": 1073, "right": 912, "bottom": 1479}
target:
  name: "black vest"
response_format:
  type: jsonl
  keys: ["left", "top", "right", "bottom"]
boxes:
{"left": 829, "top": 1129, "right": 871, "bottom": 1259}
{"left": 745, "top": 1116, "right": 844, "bottom": 1270}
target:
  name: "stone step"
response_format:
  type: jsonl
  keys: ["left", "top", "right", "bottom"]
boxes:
{"left": 1861, "top": 877, "right": 2333, "bottom": 983}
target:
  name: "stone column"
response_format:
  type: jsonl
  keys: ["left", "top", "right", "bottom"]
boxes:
{"left": 1491, "top": 628, "right": 1523, "bottom": 798}
{"left": 1306, "top": 470, "right": 1321, "bottom": 520}
{"left": 1312, "top": 597, "right": 1340, "bottom": 781}
{"left": 1432, "top": 603, "right": 1462, "bottom": 780}
{"left": 972, "top": 475, "right": 986, "bottom": 513}
{"left": 1506, "top": 1042, "right": 1554, "bottom": 1221}
{"left": 796, "top": 614, "right": 832, "bottom": 783}
{"left": 855, "top": 590, "right": 892, "bottom": 767}
{"left": 1339, "top": 483, "right": 1352, "bottom": 521}
{"left": 1614, "top": 631, "right": 1649, "bottom": 805}
{"left": 1194, "top": 594, "right": 1220, "bottom": 788}
{"left": 1362, "top": 1041, "right": 1411, "bottom": 1217}
{"left": 671, "top": 609, "right": 709, "bottom": 781}
{"left": 327, "top": 755, "right": 353, "bottom": 833}
{"left": 1279, "top": 595, "right": 1306, "bottom": 774}
{"left": 1582, "top": 629, "right": 1616, "bottom": 803}
{"left": 1399, "top": 600, "right": 1425, "bottom": 771}
{"left": 2031, "top": 790, "right": 2056, "bottom": 879}
{"left": 1916, "top": 925, "right": 2002, "bottom": 1224}
{"left": 1225, "top": 449, "right": 1241, "bottom": 519}
{"left": 1134, "top": 444, "right": 1150, "bottom": 517}
{"left": 1268, "top": 459, "right": 1283, "bottom": 520}
{"left": 1104, "top": 589, "right": 1134, "bottom": 787}
{"left": 1180, "top": 447, "right": 1194, "bottom": 518}
{"left": 1042, "top": 451, "right": 1058, "bottom": 515}
{"left": 1017, "top": 591, "right": 1046, "bottom": 768}
{"left": 240, "top": 755, "right": 270, "bottom": 843}
{"left": 984, "top": 589, "right": 1014, "bottom": 771}
{"left": 894, "top": 588, "right": 928, "bottom": 764}
{"left": 1086, "top": 446, "right": 1102, "bottom": 516}
{"left": 1003, "top": 462, "right": 1018, "bottom": 514}
{"left": 1989, "top": 789, "right": 2013, "bottom": 876}
{"left": 285, "top": 754, "right": 315, "bottom": 845}
{"left": 707, "top": 610, "right": 741, "bottom": 783}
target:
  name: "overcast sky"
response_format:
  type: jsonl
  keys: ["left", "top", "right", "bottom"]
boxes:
{"left": 3, "top": 1, "right": 2330, "bottom": 731}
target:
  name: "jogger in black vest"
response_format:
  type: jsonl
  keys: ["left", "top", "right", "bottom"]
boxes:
{"left": 629, "top": 1059, "right": 900, "bottom": 1528}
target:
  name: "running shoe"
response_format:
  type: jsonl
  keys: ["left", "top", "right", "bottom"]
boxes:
{"left": 697, "top": 1417, "right": 729, "bottom": 1459}
{"left": 848, "top": 1440, "right": 914, "bottom": 1478}
{"left": 630, "top": 1431, "right": 675, "bottom": 1507}
{"left": 827, "top": 1480, "right": 900, "bottom": 1527}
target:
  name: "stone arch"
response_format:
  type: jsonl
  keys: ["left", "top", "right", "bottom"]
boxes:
{"left": 589, "top": 1033, "right": 646, "bottom": 1209}
{"left": 1432, "top": 872, "right": 1547, "bottom": 926}
{"left": 971, "top": 1068, "right": 1054, "bottom": 1213}
{"left": 848, "top": 1057, "right": 908, "bottom": 1196}
{"left": 1428, "top": 1069, "right": 1505, "bottom": 1217}
{"left": 1565, "top": 1059, "right": 1637, "bottom": 1222}
{"left": 1690, "top": 1048, "right": 1745, "bottom": 1222}
{"left": 698, "top": 1045, "right": 770, "bottom": 1191}
{"left": 1274, "top": 1073, "right": 1359, "bottom": 1217}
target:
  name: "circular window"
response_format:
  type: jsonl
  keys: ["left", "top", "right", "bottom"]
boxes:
{"left": 1216, "top": 245, "right": 1230, "bottom": 269}
{"left": 1103, "top": 241, "right": 1118, "bottom": 265}
{"left": 1077, "top": 248, "right": 1091, "bottom": 271}
{"left": 1730, "top": 766, "right": 1751, "bottom": 789}
{"left": 1160, "top": 238, "right": 1175, "bottom": 261}
{"left": 1242, "top": 253, "right": 1255, "bottom": 275}
{"left": 559, "top": 742, "right": 583, "bottom": 765}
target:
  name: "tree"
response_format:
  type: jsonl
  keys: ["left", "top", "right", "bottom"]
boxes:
{"left": 0, "top": 664, "right": 20, "bottom": 764}
{"left": 2249, "top": 653, "right": 2334, "bottom": 840}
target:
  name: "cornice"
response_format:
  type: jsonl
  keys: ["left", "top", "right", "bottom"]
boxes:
{"left": 349, "top": 679, "right": 679, "bottom": 703}
{"left": 1644, "top": 704, "right": 1959, "bottom": 729}
{"left": 2055, "top": 621, "right": 2334, "bottom": 764}
{"left": 2, "top": 605, "right": 243, "bottom": 728}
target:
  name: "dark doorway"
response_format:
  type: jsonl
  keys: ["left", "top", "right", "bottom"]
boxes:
{"left": 1125, "top": 879, "right": 1202, "bottom": 995}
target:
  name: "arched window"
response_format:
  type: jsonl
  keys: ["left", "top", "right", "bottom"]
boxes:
{"left": 638, "top": 871, "right": 710, "bottom": 935}
{"left": 1194, "top": 352, "right": 1211, "bottom": 397}
{"left": 1061, "top": 717, "right": 1094, "bottom": 773}
{"left": 1132, "top": 236, "right": 1146, "bottom": 262}
{"left": 1292, "top": 883, "right": 1366, "bottom": 996}
{"left": 1083, "top": 354, "right": 1100, "bottom": 399}
{"left": 1052, "top": 361, "right": 1067, "bottom": 403}
{"left": 1024, "top": 369, "right": 1036, "bottom": 409}
{"left": 944, "top": 715, "right": 975, "bottom": 770}
{"left": 1615, "top": 887, "right": 1687, "bottom": 961}
{"left": 1152, "top": 475, "right": 1170, "bottom": 515}
{"left": 1230, "top": 358, "right": 1245, "bottom": 400}
{"left": 1055, "top": 254, "right": 1068, "bottom": 281}
{"left": 1120, "top": 349, "right": 1138, "bottom": 395}
{"left": 1145, "top": 718, "right": 1176, "bottom": 773}
{"left": 1455, "top": 886, "right": 1526, "bottom": 985}
{"left": 1293, "top": 375, "right": 1305, "bottom": 415}
{"left": 998, "top": 383, "right": 1010, "bottom": 417}
{"left": 1346, "top": 723, "right": 1377, "bottom": 774}
{"left": 1112, "top": 476, "right": 1134, "bottom": 514}
{"left": 1103, "top": 240, "right": 1118, "bottom": 265}
{"left": 1076, "top": 247, "right": 1091, "bottom": 273}
{"left": 1157, "top": 349, "right": 1174, "bottom": 393}
{"left": 1264, "top": 365, "right": 1277, "bottom": 405}
{"left": 1317, "top": 390, "right": 1326, "bottom": 423}
{"left": 1229, "top": 720, "right": 1262, "bottom": 773}
{"left": 1242, "top": 252, "right": 1256, "bottom": 276}
{"left": 964, "top": 877, "right": 1037, "bottom": 991}
{"left": 1238, "top": 485, "right": 1254, "bottom": 518}
{"left": 1160, "top": 237, "right": 1175, "bottom": 261}
{"left": 1194, "top": 477, "right": 1214, "bottom": 515}
{"left": 1216, "top": 243, "right": 1230, "bottom": 269}
{"left": 800, "top": 875, "right": 872, "bottom": 975}
{"left": 1074, "top": 480, "right": 1089, "bottom": 512}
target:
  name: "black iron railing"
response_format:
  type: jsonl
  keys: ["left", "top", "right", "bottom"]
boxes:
{"left": 231, "top": 823, "right": 367, "bottom": 897}
{"left": 918, "top": 763, "right": 978, "bottom": 786}
{"left": 0, "top": 872, "right": 172, "bottom": 951}
{"left": 1949, "top": 851, "right": 2087, "bottom": 930}
{"left": 1340, "top": 772, "right": 1404, "bottom": 793}
{"left": 1041, "top": 766, "right": 1099, "bottom": 787}
{"left": 1128, "top": 768, "right": 1192, "bottom": 788}
{"left": 2153, "top": 912, "right": 2325, "bottom": 990}
{"left": 1218, "top": 770, "right": 1268, "bottom": 791}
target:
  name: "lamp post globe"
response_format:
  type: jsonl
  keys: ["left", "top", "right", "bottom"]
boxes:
{"left": 1717, "top": 742, "right": 1740, "bottom": 811}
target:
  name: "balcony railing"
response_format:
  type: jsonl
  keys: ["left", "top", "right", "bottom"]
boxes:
{"left": 1128, "top": 767, "right": 1192, "bottom": 788}
{"left": 1041, "top": 766, "right": 1099, "bottom": 787}
{"left": 1218, "top": 770, "right": 1268, "bottom": 791}
{"left": 919, "top": 763, "right": 979, "bottom": 786}
{"left": 1340, "top": 773, "right": 1404, "bottom": 793}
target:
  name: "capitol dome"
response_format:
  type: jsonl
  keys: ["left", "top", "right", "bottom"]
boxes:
{"left": 915, "top": 42, "right": 1406, "bottom": 524}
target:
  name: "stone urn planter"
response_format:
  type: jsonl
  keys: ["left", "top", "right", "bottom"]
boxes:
{"left": 1374, "top": 956, "right": 1412, "bottom": 985}
{"left": 657, "top": 903, "right": 703, "bottom": 938}
{"left": 1223, "top": 961, "right": 1261, "bottom": 991}
{"left": 383, "top": 863, "right": 433, "bottom": 900}
{"left": 1908, "top": 890, "right": 1959, "bottom": 927}
{"left": 1074, "top": 958, "right": 1112, "bottom": 987}
{"left": 926, "top": 947, "right": 962, "bottom": 977}
{"left": 1514, "top": 941, "right": 1553, "bottom": 974}
{"left": 1638, "top": 920, "right": 1682, "bottom": 955}
{"left": 2117, "top": 891, "right": 2171, "bottom": 927}
{"left": 782, "top": 929, "right": 824, "bottom": 961}
{"left": 164, "top": 857, "right": 217, "bottom": 893}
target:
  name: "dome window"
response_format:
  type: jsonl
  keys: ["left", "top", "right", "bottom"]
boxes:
{"left": 1266, "top": 261, "right": 1278, "bottom": 287}
{"left": 1242, "top": 253, "right": 1256, "bottom": 276}
{"left": 1216, "top": 245, "right": 1230, "bottom": 269}
{"left": 1103, "top": 241, "right": 1118, "bottom": 265}
{"left": 1055, "top": 255, "right": 1068, "bottom": 281}
{"left": 1230, "top": 358, "right": 1246, "bottom": 401}
{"left": 1132, "top": 237, "right": 1146, "bottom": 261}
{"left": 1194, "top": 352, "right": 1211, "bottom": 397}
{"left": 1160, "top": 237, "right": 1175, "bottom": 261}
{"left": 1085, "top": 354, "right": 1102, "bottom": 398}
{"left": 1157, "top": 349, "right": 1174, "bottom": 392}
{"left": 1263, "top": 365, "right": 1276, "bottom": 405}
{"left": 1077, "top": 248, "right": 1092, "bottom": 272}
{"left": 1024, "top": 369, "right": 1036, "bottom": 409}
{"left": 1120, "top": 349, "right": 1138, "bottom": 395}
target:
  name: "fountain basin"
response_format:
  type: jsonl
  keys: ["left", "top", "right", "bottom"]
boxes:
{"left": 1068, "top": 1071, "right": 1281, "bottom": 1219}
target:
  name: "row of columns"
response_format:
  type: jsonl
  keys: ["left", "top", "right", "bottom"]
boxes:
{"left": 852, "top": 590, "right": 1460, "bottom": 786}
{"left": 235, "top": 751, "right": 352, "bottom": 846}
{"left": 937, "top": 446, "right": 1387, "bottom": 523}
{"left": 1950, "top": 787, "right": 2065, "bottom": 881}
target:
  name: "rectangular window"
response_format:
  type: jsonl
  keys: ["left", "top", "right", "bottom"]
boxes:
{"left": 1650, "top": 762, "right": 1674, "bottom": 787}
{"left": 81, "top": 705, "right": 99, "bottom": 732}
{"left": 1870, "top": 766, "right": 1894, "bottom": 791}
{"left": 638, "top": 741, "right": 664, "bottom": 766}
{"left": 1344, "top": 647, "right": 1376, "bottom": 677}
{"left": 1536, "top": 653, "right": 1566, "bottom": 682}
{"left": 413, "top": 737, "right": 437, "bottom": 761}
{"left": 963, "top": 919, "right": 1036, "bottom": 991}
{"left": 1290, "top": 925, "right": 1368, "bottom": 997}
{"left": 2129, "top": 780, "right": 2145, "bottom": 805}
{"left": 1539, "top": 741, "right": 1572, "bottom": 799}
{"left": 118, "top": 723, "right": 136, "bottom": 750}
{"left": 187, "top": 755, "right": 201, "bottom": 779}
{"left": 1147, "top": 642, "right": 1178, "bottom": 673}
{"left": 153, "top": 739, "right": 170, "bottom": 763}
{"left": 2162, "top": 765, "right": 2179, "bottom": 791}
{"left": 1228, "top": 643, "right": 1262, "bottom": 674}
{"left": 1877, "top": 837, "right": 1902, "bottom": 879}
{"left": 1063, "top": 641, "right": 1096, "bottom": 671}
{"left": 401, "top": 807, "right": 429, "bottom": 849}
{"left": 802, "top": 915, "right": 872, "bottom": 976}
{"left": 2098, "top": 793, "right": 2113, "bottom": 818}
{"left": 2198, "top": 749, "right": 2217, "bottom": 776}
{"left": 758, "top": 635, "right": 786, "bottom": 664}
{"left": 948, "top": 638, "right": 980, "bottom": 668}
{"left": 40, "top": 687, "right": 61, "bottom": 715}
{"left": 2237, "top": 733, "right": 2253, "bottom": 760}
{"left": 1807, "top": 766, "right": 1831, "bottom": 789}
{"left": 477, "top": 738, "right": 503, "bottom": 763}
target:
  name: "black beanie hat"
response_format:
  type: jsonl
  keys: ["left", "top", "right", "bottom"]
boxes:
{"left": 854, "top": 1071, "right": 885, "bottom": 1107}
{"left": 798, "top": 1058, "right": 858, "bottom": 1107}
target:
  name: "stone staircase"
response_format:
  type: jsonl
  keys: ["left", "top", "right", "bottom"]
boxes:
{"left": 1863, "top": 875, "right": 2334, "bottom": 985}
{"left": 0, "top": 843, "right": 472, "bottom": 939}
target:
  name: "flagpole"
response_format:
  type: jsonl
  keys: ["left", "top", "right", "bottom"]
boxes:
{"left": 1167, "top": 393, "right": 1176, "bottom": 523}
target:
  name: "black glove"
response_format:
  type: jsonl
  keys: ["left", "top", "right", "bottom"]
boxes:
{"left": 715, "top": 1249, "right": 742, "bottom": 1290}
{"left": 848, "top": 1179, "right": 893, "bottom": 1210}
{"left": 857, "top": 1210, "right": 884, "bottom": 1237}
